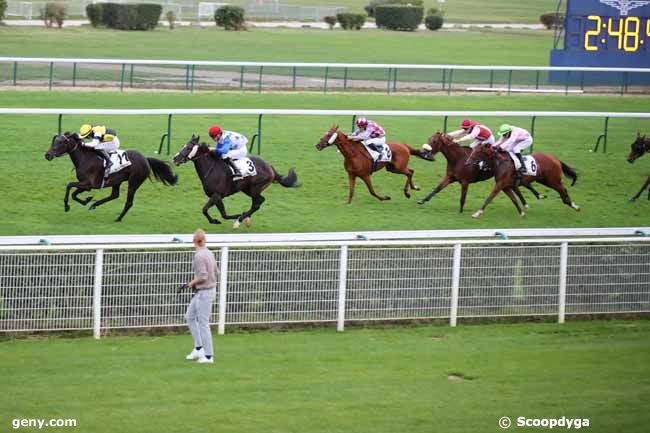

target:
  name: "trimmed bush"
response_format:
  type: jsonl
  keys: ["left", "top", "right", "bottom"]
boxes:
{"left": 323, "top": 15, "right": 337, "bottom": 30}
{"left": 336, "top": 13, "right": 365, "bottom": 30}
{"left": 426, "top": 7, "right": 444, "bottom": 17}
{"left": 375, "top": 5, "right": 423, "bottom": 31}
{"left": 214, "top": 5, "right": 245, "bottom": 30}
{"left": 85, "top": 3, "right": 103, "bottom": 27}
{"left": 364, "top": 0, "right": 422, "bottom": 18}
{"left": 540, "top": 12, "right": 564, "bottom": 29}
{"left": 0, "top": 0, "right": 7, "bottom": 22}
{"left": 425, "top": 14, "right": 443, "bottom": 31}
{"left": 90, "top": 3, "right": 161, "bottom": 30}
{"left": 41, "top": 3, "right": 66, "bottom": 28}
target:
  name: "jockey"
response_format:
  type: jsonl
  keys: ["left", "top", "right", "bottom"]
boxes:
{"left": 79, "top": 124, "right": 120, "bottom": 174}
{"left": 347, "top": 117, "right": 386, "bottom": 160}
{"left": 448, "top": 119, "right": 495, "bottom": 148}
{"left": 494, "top": 124, "right": 533, "bottom": 173}
{"left": 208, "top": 125, "right": 248, "bottom": 180}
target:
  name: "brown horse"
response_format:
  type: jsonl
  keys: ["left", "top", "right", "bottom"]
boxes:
{"left": 417, "top": 132, "right": 544, "bottom": 212}
{"left": 466, "top": 143, "right": 580, "bottom": 218}
{"left": 45, "top": 132, "right": 178, "bottom": 222}
{"left": 627, "top": 132, "right": 650, "bottom": 202}
{"left": 315, "top": 125, "right": 432, "bottom": 203}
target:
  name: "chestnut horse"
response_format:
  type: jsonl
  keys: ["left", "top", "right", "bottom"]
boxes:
{"left": 627, "top": 132, "right": 650, "bottom": 202}
{"left": 417, "top": 132, "right": 544, "bottom": 212}
{"left": 466, "top": 143, "right": 580, "bottom": 218}
{"left": 315, "top": 125, "right": 432, "bottom": 203}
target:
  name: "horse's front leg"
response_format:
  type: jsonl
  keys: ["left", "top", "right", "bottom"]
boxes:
{"left": 472, "top": 184, "right": 504, "bottom": 218}
{"left": 360, "top": 175, "right": 390, "bottom": 201}
{"left": 64, "top": 182, "right": 90, "bottom": 212}
{"left": 347, "top": 173, "right": 357, "bottom": 204}
{"left": 417, "top": 175, "right": 453, "bottom": 205}
{"left": 629, "top": 176, "right": 650, "bottom": 202}
{"left": 202, "top": 194, "right": 223, "bottom": 225}
{"left": 504, "top": 187, "right": 525, "bottom": 216}
{"left": 512, "top": 186, "right": 529, "bottom": 211}
{"left": 71, "top": 187, "right": 93, "bottom": 206}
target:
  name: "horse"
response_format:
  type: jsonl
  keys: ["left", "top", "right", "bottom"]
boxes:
{"left": 417, "top": 132, "right": 545, "bottom": 212}
{"left": 173, "top": 135, "right": 299, "bottom": 228}
{"left": 44, "top": 132, "right": 178, "bottom": 222}
{"left": 315, "top": 125, "right": 432, "bottom": 203}
{"left": 627, "top": 131, "right": 650, "bottom": 202}
{"left": 465, "top": 143, "right": 580, "bottom": 218}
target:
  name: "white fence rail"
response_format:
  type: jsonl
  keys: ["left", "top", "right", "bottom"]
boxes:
{"left": 1, "top": 230, "right": 649, "bottom": 338}
{"left": 2, "top": 57, "right": 649, "bottom": 94}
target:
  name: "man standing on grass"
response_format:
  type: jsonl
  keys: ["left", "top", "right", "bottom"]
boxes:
{"left": 184, "top": 229, "right": 218, "bottom": 364}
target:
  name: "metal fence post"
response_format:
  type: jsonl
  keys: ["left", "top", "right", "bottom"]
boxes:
{"left": 48, "top": 61, "right": 54, "bottom": 91}
{"left": 489, "top": 69, "right": 494, "bottom": 88}
{"left": 337, "top": 245, "right": 348, "bottom": 332}
{"left": 292, "top": 66, "right": 297, "bottom": 90}
{"left": 386, "top": 67, "right": 392, "bottom": 94}
{"left": 217, "top": 247, "right": 228, "bottom": 335}
{"left": 392, "top": 68, "right": 398, "bottom": 92}
{"left": 450, "top": 244, "right": 461, "bottom": 327}
{"left": 13, "top": 61, "right": 17, "bottom": 86}
{"left": 343, "top": 67, "right": 348, "bottom": 91}
{"left": 323, "top": 66, "right": 329, "bottom": 94}
{"left": 239, "top": 66, "right": 244, "bottom": 90}
{"left": 190, "top": 65, "right": 195, "bottom": 93}
{"left": 93, "top": 249, "right": 104, "bottom": 339}
{"left": 120, "top": 63, "right": 125, "bottom": 92}
{"left": 558, "top": 242, "right": 568, "bottom": 324}
{"left": 535, "top": 70, "right": 540, "bottom": 89}
{"left": 129, "top": 64, "right": 134, "bottom": 88}
{"left": 507, "top": 69, "right": 512, "bottom": 95}
{"left": 185, "top": 64, "right": 190, "bottom": 90}
{"left": 72, "top": 62, "right": 77, "bottom": 87}
{"left": 258, "top": 66, "right": 263, "bottom": 93}
{"left": 447, "top": 69, "right": 454, "bottom": 95}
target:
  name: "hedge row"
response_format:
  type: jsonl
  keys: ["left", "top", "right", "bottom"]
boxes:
{"left": 86, "top": 3, "right": 161, "bottom": 30}
{"left": 336, "top": 12, "right": 366, "bottom": 30}
{"left": 375, "top": 5, "right": 423, "bottom": 31}
{"left": 364, "top": 0, "right": 423, "bottom": 18}
{"left": 0, "top": 0, "right": 7, "bottom": 22}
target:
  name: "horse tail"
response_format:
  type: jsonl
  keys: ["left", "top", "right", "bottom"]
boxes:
{"left": 560, "top": 161, "right": 578, "bottom": 186}
{"left": 272, "top": 167, "right": 300, "bottom": 188}
{"left": 147, "top": 157, "right": 178, "bottom": 186}
{"left": 406, "top": 144, "right": 433, "bottom": 161}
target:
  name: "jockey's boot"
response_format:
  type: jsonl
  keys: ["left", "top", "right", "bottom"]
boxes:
{"left": 225, "top": 158, "right": 243, "bottom": 180}
{"left": 516, "top": 153, "right": 526, "bottom": 174}
{"left": 98, "top": 150, "right": 112, "bottom": 177}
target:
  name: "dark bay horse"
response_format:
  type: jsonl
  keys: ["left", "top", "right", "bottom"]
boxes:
{"left": 315, "top": 125, "right": 432, "bottom": 203}
{"left": 173, "top": 135, "right": 299, "bottom": 228}
{"left": 627, "top": 132, "right": 650, "bottom": 202}
{"left": 417, "top": 132, "right": 544, "bottom": 212}
{"left": 45, "top": 132, "right": 178, "bottom": 222}
{"left": 466, "top": 143, "right": 580, "bottom": 218}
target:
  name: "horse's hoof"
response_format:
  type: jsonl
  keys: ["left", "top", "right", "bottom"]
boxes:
{"left": 210, "top": 220, "right": 221, "bottom": 225}
{"left": 629, "top": 198, "right": 637, "bottom": 203}
{"left": 520, "top": 212, "right": 526, "bottom": 217}
{"left": 571, "top": 202, "right": 581, "bottom": 212}
{"left": 524, "top": 204, "right": 529, "bottom": 210}
{"left": 64, "top": 204, "right": 70, "bottom": 212}
{"left": 244, "top": 217, "right": 252, "bottom": 227}
{"left": 404, "top": 192, "right": 411, "bottom": 199}
{"left": 384, "top": 196, "right": 391, "bottom": 201}
{"left": 472, "top": 210, "right": 483, "bottom": 219}
{"left": 414, "top": 185, "right": 421, "bottom": 191}
{"left": 417, "top": 200, "right": 425, "bottom": 205}
{"left": 538, "top": 194, "right": 546, "bottom": 200}
{"left": 89, "top": 204, "right": 96, "bottom": 211}
{"left": 233, "top": 220, "right": 241, "bottom": 229}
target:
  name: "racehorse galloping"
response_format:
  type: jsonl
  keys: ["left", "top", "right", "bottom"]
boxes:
{"left": 417, "top": 132, "right": 544, "bottom": 212}
{"left": 315, "top": 125, "right": 432, "bottom": 203}
{"left": 45, "top": 132, "right": 178, "bottom": 222}
{"left": 173, "top": 135, "right": 299, "bottom": 228}
{"left": 466, "top": 143, "right": 580, "bottom": 218}
{"left": 627, "top": 131, "right": 650, "bottom": 202}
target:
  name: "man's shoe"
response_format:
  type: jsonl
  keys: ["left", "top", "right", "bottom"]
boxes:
{"left": 185, "top": 348, "right": 205, "bottom": 360}
{"left": 197, "top": 356, "right": 214, "bottom": 364}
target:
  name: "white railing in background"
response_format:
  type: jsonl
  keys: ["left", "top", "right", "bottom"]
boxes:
{"left": 1, "top": 229, "right": 649, "bottom": 338}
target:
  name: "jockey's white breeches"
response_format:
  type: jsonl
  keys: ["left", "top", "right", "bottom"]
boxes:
{"left": 506, "top": 137, "right": 533, "bottom": 154}
{"left": 222, "top": 147, "right": 248, "bottom": 160}
{"left": 363, "top": 137, "right": 386, "bottom": 148}
{"left": 469, "top": 135, "right": 495, "bottom": 149}
{"left": 93, "top": 137, "right": 120, "bottom": 152}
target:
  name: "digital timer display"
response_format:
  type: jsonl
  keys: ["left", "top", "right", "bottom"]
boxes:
{"left": 550, "top": 0, "right": 650, "bottom": 82}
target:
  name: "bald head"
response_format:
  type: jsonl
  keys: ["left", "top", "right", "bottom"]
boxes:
{"left": 193, "top": 228, "right": 207, "bottom": 247}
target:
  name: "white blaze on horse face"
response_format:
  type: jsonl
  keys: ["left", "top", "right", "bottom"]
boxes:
{"left": 187, "top": 145, "right": 199, "bottom": 160}
{"left": 328, "top": 132, "right": 338, "bottom": 145}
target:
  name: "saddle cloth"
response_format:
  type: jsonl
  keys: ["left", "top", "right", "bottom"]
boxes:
{"left": 508, "top": 152, "right": 538, "bottom": 176}
{"left": 232, "top": 158, "right": 257, "bottom": 178}
{"left": 363, "top": 143, "right": 392, "bottom": 163}
{"left": 106, "top": 150, "right": 132, "bottom": 175}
